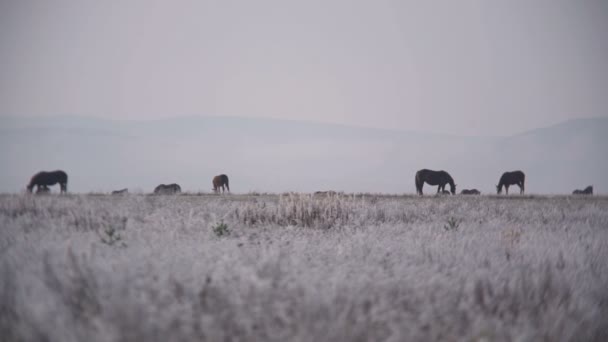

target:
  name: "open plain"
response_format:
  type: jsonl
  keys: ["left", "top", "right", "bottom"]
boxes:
{"left": 1, "top": 193, "right": 607, "bottom": 341}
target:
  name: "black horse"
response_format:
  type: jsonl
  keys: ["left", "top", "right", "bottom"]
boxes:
{"left": 111, "top": 188, "right": 129, "bottom": 195}
{"left": 27, "top": 170, "right": 68, "bottom": 194}
{"left": 573, "top": 186, "right": 593, "bottom": 195}
{"left": 496, "top": 171, "right": 525, "bottom": 195}
{"left": 212, "top": 174, "right": 230, "bottom": 193}
{"left": 415, "top": 169, "right": 456, "bottom": 195}
{"left": 154, "top": 183, "right": 182, "bottom": 194}
{"left": 461, "top": 189, "right": 481, "bottom": 195}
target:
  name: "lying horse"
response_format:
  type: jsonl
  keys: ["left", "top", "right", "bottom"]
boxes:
{"left": 573, "top": 186, "right": 593, "bottom": 195}
{"left": 212, "top": 174, "right": 230, "bottom": 193}
{"left": 415, "top": 169, "right": 456, "bottom": 195}
{"left": 27, "top": 170, "right": 68, "bottom": 194}
{"left": 111, "top": 188, "right": 129, "bottom": 195}
{"left": 314, "top": 191, "right": 338, "bottom": 196}
{"left": 461, "top": 189, "right": 481, "bottom": 195}
{"left": 154, "top": 183, "right": 181, "bottom": 194}
{"left": 496, "top": 171, "right": 525, "bottom": 195}
{"left": 36, "top": 185, "right": 50, "bottom": 194}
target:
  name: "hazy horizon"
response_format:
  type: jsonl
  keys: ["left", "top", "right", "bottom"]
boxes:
{"left": 1, "top": 1, "right": 607, "bottom": 136}
{"left": 2, "top": 115, "right": 606, "bottom": 194}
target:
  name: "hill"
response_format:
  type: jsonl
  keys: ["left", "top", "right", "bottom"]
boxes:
{"left": 1, "top": 116, "right": 606, "bottom": 193}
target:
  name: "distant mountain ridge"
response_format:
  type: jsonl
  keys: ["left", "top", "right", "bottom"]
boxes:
{"left": 1, "top": 116, "right": 606, "bottom": 194}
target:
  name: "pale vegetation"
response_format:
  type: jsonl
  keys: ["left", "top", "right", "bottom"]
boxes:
{"left": 1, "top": 193, "right": 607, "bottom": 341}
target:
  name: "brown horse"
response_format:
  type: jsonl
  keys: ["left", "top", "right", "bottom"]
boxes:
{"left": 212, "top": 174, "right": 230, "bottom": 193}
{"left": 572, "top": 186, "right": 593, "bottom": 195}
{"left": 154, "top": 183, "right": 181, "bottom": 194}
{"left": 496, "top": 171, "right": 525, "bottom": 195}
{"left": 415, "top": 169, "right": 456, "bottom": 195}
{"left": 36, "top": 185, "right": 50, "bottom": 194}
{"left": 460, "top": 189, "right": 481, "bottom": 195}
{"left": 27, "top": 170, "right": 68, "bottom": 194}
{"left": 111, "top": 188, "right": 129, "bottom": 195}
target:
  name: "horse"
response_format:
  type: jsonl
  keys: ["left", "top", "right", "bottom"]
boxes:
{"left": 154, "top": 183, "right": 181, "bottom": 194}
{"left": 314, "top": 190, "right": 338, "bottom": 196}
{"left": 415, "top": 169, "right": 456, "bottom": 195}
{"left": 573, "top": 186, "right": 593, "bottom": 195}
{"left": 212, "top": 174, "right": 230, "bottom": 193}
{"left": 111, "top": 188, "right": 129, "bottom": 195}
{"left": 27, "top": 170, "right": 68, "bottom": 194}
{"left": 460, "top": 189, "right": 481, "bottom": 195}
{"left": 496, "top": 171, "right": 525, "bottom": 195}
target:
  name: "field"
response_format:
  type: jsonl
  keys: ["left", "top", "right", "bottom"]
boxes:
{"left": 1, "top": 193, "right": 607, "bottom": 341}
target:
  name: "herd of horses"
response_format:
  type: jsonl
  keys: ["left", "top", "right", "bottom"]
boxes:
{"left": 26, "top": 169, "right": 594, "bottom": 196}
{"left": 26, "top": 171, "right": 231, "bottom": 195}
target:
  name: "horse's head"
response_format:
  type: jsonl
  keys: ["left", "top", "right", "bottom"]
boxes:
{"left": 450, "top": 183, "right": 456, "bottom": 195}
{"left": 496, "top": 184, "right": 502, "bottom": 194}
{"left": 26, "top": 184, "right": 34, "bottom": 193}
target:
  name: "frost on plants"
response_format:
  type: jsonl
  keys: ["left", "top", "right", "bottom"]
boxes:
{"left": 1, "top": 194, "right": 607, "bottom": 341}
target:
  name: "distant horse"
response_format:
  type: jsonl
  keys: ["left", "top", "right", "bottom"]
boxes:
{"left": 36, "top": 185, "right": 50, "bottom": 194}
{"left": 573, "top": 186, "right": 593, "bottom": 195}
{"left": 460, "top": 189, "right": 481, "bottom": 195}
{"left": 111, "top": 188, "right": 129, "bottom": 195}
{"left": 415, "top": 169, "right": 456, "bottom": 195}
{"left": 212, "top": 174, "right": 230, "bottom": 193}
{"left": 27, "top": 170, "right": 68, "bottom": 194}
{"left": 496, "top": 171, "right": 525, "bottom": 195}
{"left": 154, "top": 183, "right": 181, "bottom": 194}
{"left": 314, "top": 191, "right": 338, "bottom": 196}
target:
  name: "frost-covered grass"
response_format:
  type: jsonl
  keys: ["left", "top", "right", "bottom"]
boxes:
{"left": 1, "top": 193, "right": 607, "bottom": 341}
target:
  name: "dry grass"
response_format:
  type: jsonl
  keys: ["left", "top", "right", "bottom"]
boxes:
{"left": 1, "top": 194, "right": 607, "bottom": 341}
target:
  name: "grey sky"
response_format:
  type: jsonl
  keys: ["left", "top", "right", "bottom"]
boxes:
{"left": 1, "top": 0, "right": 607, "bottom": 136}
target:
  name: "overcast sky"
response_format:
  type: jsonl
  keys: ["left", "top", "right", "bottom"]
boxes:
{"left": 1, "top": 0, "right": 607, "bottom": 136}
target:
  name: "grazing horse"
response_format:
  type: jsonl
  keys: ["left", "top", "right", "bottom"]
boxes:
{"left": 496, "top": 171, "right": 525, "bottom": 195}
{"left": 212, "top": 174, "right": 230, "bottom": 193}
{"left": 415, "top": 169, "right": 456, "bottom": 195}
{"left": 27, "top": 170, "right": 68, "bottom": 194}
{"left": 573, "top": 186, "right": 593, "bottom": 195}
{"left": 460, "top": 189, "right": 481, "bottom": 195}
{"left": 154, "top": 183, "right": 181, "bottom": 194}
{"left": 111, "top": 188, "right": 129, "bottom": 195}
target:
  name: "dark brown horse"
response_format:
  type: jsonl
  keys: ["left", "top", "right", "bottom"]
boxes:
{"left": 27, "top": 170, "right": 68, "bottom": 194}
{"left": 154, "top": 183, "right": 181, "bottom": 194}
{"left": 460, "top": 189, "right": 481, "bottom": 195}
{"left": 573, "top": 186, "right": 593, "bottom": 195}
{"left": 415, "top": 169, "right": 456, "bottom": 195}
{"left": 496, "top": 171, "right": 525, "bottom": 195}
{"left": 212, "top": 174, "right": 230, "bottom": 193}
{"left": 111, "top": 188, "right": 129, "bottom": 195}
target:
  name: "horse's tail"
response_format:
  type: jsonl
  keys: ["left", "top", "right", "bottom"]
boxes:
{"left": 225, "top": 176, "right": 230, "bottom": 192}
{"left": 415, "top": 171, "right": 422, "bottom": 195}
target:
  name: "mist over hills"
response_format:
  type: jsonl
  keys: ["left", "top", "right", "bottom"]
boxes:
{"left": 1, "top": 116, "right": 606, "bottom": 194}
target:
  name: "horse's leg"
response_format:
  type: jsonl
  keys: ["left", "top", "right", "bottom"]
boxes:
{"left": 520, "top": 182, "right": 524, "bottom": 195}
{"left": 506, "top": 185, "right": 509, "bottom": 195}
